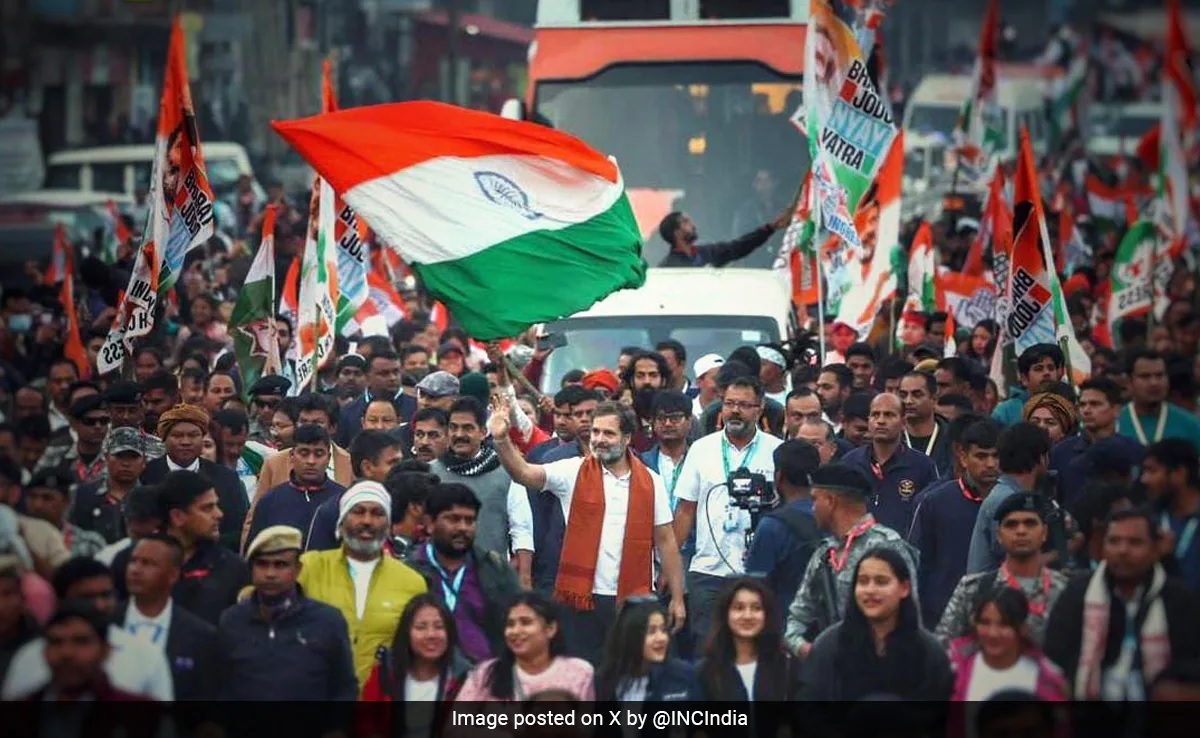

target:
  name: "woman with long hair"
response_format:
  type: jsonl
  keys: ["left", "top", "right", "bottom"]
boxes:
{"left": 699, "top": 578, "right": 799, "bottom": 701}
{"left": 800, "top": 547, "right": 952, "bottom": 700}
{"left": 963, "top": 319, "right": 999, "bottom": 372}
{"left": 360, "top": 594, "right": 469, "bottom": 736}
{"left": 455, "top": 592, "right": 594, "bottom": 702}
{"left": 595, "top": 598, "right": 698, "bottom": 702}
{"left": 948, "top": 587, "right": 1067, "bottom": 701}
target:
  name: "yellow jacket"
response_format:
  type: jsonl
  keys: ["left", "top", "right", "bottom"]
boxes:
{"left": 297, "top": 547, "right": 427, "bottom": 690}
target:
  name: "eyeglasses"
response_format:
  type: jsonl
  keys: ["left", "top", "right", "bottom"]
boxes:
{"left": 653, "top": 413, "right": 688, "bottom": 425}
{"left": 80, "top": 416, "right": 111, "bottom": 428}
{"left": 253, "top": 398, "right": 280, "bottom": 409}
{"left": 722, "top": 401, "right": 760, "bottom": 412}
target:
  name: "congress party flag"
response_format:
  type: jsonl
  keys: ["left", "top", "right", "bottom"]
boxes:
{"left": 953, "top": 0, "right": 1003, "bottom": 184}
{"left": 231, "top": 205, "right": 282, "bottom": 395}
{"left": 56, "top": 226, "right": 89, "bottom": 379}
{"left": 97, "top": 242, "right": 160, "bottom": 375}
{"left": 273, "top": 101, "right": 645, "bottom": 340}
{"left": 295, "top": 181, "right": 340, "bottom": 390}
{"left": 896, "top": 220, "right": 936, "bottom": 347}
{"left": 1106, "top": 219, "right": 1157, "bottom": 345}
{"left": 101, "top": 200, "right": 130, "bottom": 265}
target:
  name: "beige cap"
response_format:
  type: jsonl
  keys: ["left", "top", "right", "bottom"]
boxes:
{"left": 245, "top": 525, "right": 303, "bottom": 560}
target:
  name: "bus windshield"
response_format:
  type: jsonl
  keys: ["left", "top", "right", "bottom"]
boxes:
{"left": 536, "top": 62, "right": 805, "bottom": 263}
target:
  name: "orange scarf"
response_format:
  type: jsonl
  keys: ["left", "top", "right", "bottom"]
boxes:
{"left": 553, "top": 452, "right": 656, "bottom": 611}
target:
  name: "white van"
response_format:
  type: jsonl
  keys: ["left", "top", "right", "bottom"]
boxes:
{"left": 44, "top": 142, "right": 263, "bottom": 203}
{"left": 1086, "top": 102, "right": 1160, "bottom": 159}
{"left": 902, "top": 73, "right": 1049, "bottom": 162}
{"left": 537, "top": 268, "right": 794, "bottom": 392}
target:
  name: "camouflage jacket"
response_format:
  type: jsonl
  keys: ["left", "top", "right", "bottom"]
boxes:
{"left": 784, "top": 514, "right": 921, "bottom": 653}
{"left": 934, "top": 565, "right": 1070, "bottom": 648}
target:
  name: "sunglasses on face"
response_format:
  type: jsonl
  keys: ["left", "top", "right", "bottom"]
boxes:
{"left": 80, "top": 416, "right": 111, "bottom": 428}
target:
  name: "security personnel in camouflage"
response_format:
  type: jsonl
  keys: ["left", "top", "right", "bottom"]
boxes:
{"left": 935, "top": 492, "right": 1069, "bottom": 648}
{"left": 784, "top": 463, "right": 921, "bottom": 657}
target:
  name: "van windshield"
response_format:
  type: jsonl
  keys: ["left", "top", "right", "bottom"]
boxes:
{"left": 536, "top": 62, "right": 805, "bottom": 255}
{"left": 906, "top": 104, "right": 961, "bottom": 139}
{"left": 44, "top": 165, "right": 81, "bottom": 190}
{"left": 539, "top": 314, "right": 780, "bottom": 392}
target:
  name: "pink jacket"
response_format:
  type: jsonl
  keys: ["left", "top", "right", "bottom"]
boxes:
{"left": 948, "top": 636, "right": 1069, "bottom": 702}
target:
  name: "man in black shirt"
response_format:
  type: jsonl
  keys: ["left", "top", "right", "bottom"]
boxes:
{"left": 657, "top": 209, "right": 789, "bottom": 268}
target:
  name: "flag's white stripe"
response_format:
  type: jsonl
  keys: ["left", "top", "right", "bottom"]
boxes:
{"left": 344, "top": 154, "right": 622, "bottom": 265}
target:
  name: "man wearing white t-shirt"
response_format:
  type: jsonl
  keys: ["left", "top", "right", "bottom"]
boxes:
{"left": 491, "top": 398, "right": 686, "bottom": 666}
{"left": 672, "top": 376, "right": 783, "bottom": 646}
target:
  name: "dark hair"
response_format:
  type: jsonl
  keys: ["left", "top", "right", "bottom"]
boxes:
{"left": 842, "top": 391, "right": 877, "bottom": 422}
{"left": 715, "top": 361, "right": 753, "bottom": 391}
{"left": 727, "top": 346, "right": 762, "bottom": 377}
{"left": 560, "top": 369, "right": 586, "bottom": 387}
{"left": 593, "top": 401, "right": 638, "bottom": 435}
{"left": 143, "top": 370, "right": 179, "bottom": 395}
{"left": 845, "top": 342, "right": 875, "bottom": 362}
{"left": 597, "top": 600, "right": 669, "bottom": 700}
{"left": 774, "top": 440, "right": 821, "bottom": 487}
{"left": 423, "top": 482, "right": 481, "bottom": 519}
{"left": 959, "top": 418, "right": 1001, "bottom": 453}
{"left": 877, "top": 358, "right": 914, "bottom": 387}
{"left": 484, "top": 592, "right": 566, "bottom": 699}
{"left": 971, "top": 587, "right": 1029, "bottom": 633}
{"left": 1104, "top": 506, "right": 1161, "bottom": 541}
{"left": 0, "top": 455, "right": 21, "bottom": 486}
{"left": 211, "top": 408, "right": 249, "bottom": 435}
{"left": 48, "top": 357, "right": 81, "bottom": 379}
{"left": 45, "top": 601, "right": 110, "bottom": 643}
{"left": 364, "top": 397, "right": 401, "bottom": 418}
{"left": 297, "top": 393, "right": 338, "bottom": 427}
{"left": 358, "top": 336, "right": 393, "bottom": 358}
{"left": 1119, "top": 318, "right": 1148, "bottom": 347}
{"left": 124, "top": 485, "right": 162, "bottom": 523}
{"left": 401, "top": 344, "right": 429, "bottom": 361}
{"left": 658, "top": 211, "right": 683, "bottom": 244}
{"left": 1125, "top": 347, "right": 1166, "bottom": 376}
{"left": 726, "top": 375, "right": 765, "bottom": 400}
{"left": 132, "top": 345, "right": 164, "bottom": 365}
{"left": 835, "top": 547, "right": 922, "bottom": 701}
{"left": 654, "top": 339, "right": 687, "bottom": 365}
{"left": 927, "top": 311, "right": 949, "bottom": 331}
{"left": 157, "top": 470, "right": 215, "bottom": 521}
{"left": 1143, "top": 439, "right": 1200, "bottom": 487}
{"left": 384, "top": 593, "right": 458, "bottom": 698}
{"left": 901, "top": 371, "right": 936, "bottom": 395}
{"left": 621, "top": 351, "right": 670, "bottom": 389}
{"left": 349, "top": 430, "right": 399, "bottom": 477}
{"left": 997, "top": 422, "right": 1051, "bottom": 475}
{"left": 411, "top": 407, "right": 448, "bottom": 428}
{"left": 180, "top": 367, "right": 208, "bottom": 385}
{"left": 293, "top": 424, "right": 331, "bottom": 448}
{"left": 651, "top": 390, "right": 692, "bottom": 417}
{"left": 51, "top": 557, "right": 113, "bottom": 599}
{"left": 1017, "top": 344, "right": 1065, "bottom": 375}
{"left": 17, "top": 414, "right": 50, "bottom": 444}
{"left": 700, "top": 578, "right": 791, "bottom": 700}
{"left": 937, "top": 393, "right": 976, "bottom": 415}
{"left": 448, "top": 396, "right": 486, "bottom": 427}
{"left": 205, "top": 371, "right": 243, "bottom": 397}
{"left": 936, "top": 357, "right": 972, "bottom": 384}
{"left": 1073, "top": 482, "right": 1147, "bottom": 541}
{"left": 553, "top": 385, "right": 589, "bottom": 408}
{"left": 384, "top": 468, "right": 441, "bottom": 523}
{"left": 946, "top": 413, "right": 986, "bottom": 453}
{"left": 785, "top": 386, "right": 816, "bottom": 403}
{"left": 820, "top": 364, "right": 854, "bottom": 390}
{"left": 368, "top": 351, "right": 401, "bottom": 372}
{"left": 275, "top": 396, "right": 301, "bottom": 424}
{"left": 133, "top": 532, "right": 185, "bottom": 568}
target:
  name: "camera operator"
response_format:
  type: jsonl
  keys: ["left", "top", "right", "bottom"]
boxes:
{"left": 745, "top": 440, "right": 824, "bottom": 622}
{"left": 673, "top": 376, "right": 783, "bottom": 647}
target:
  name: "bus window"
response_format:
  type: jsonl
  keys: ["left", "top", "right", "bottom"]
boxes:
{"left": 581, "top": 0, "right": 670, "bottom": 21}
{"left": 701, "top": 0, "right": 791, "bottom": 18}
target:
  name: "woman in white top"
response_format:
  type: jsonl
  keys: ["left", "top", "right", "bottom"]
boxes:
{"left": 360, "top": 594, "right": 468, "bottom": 737}
{"left": 699, "top": 578, "right": 799, "bottom": 702}
{"left": 595, "top": 597, "right": 698, "bottom": 703}
{"left": 948, "top": 587, "right": 1068, "bottom": 701}
{"left": 455, "top": 592, "right": 595, "bottom": 702}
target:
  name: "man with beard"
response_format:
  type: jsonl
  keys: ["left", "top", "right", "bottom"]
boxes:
{"left": 140, "top": 371, "right": 179, "bottom": 439}
{"left": 404, "top": 483, "right": 521, "bottom": 664}
{"left": 1140, "top": 440, "right": 1200, "bottom": 593}
{"left": 621, "top": 350, "right": 669, "bottom": 454}
{"left": 672, "top": 376, "right": 783, "bottom": 647}
{"left": 299, "top": 481, "right": 427, "bottom": 688}
{"left": 815, "top": 364, "right": 853, "bottom": 432}
{"left": 334, "top": 354, "right": 367, "bottom": 408}
{"left": 657, "top": 208, "right": 789, "bottom": 268}
{"left": 527, "top": 386, "right": 584, "bottom": 463}
{"left": 428, "top": 397, "right": 512, "bottom": 557}
{"left": 899, "top": 371, "right": 953, "bottom": 477}
{"left": 490, "top": 399, "right": 685, "bottom": 666}
{"left": 844, "top": 343, "right": 876, "bottom": 391}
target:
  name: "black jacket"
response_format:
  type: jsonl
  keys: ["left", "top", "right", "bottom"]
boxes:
{"left": 140, "top": 457, "right": 248, "bottom": 552}
{"left": 799, "top": 622, "right": 953, "bottom": 701}
{"left": 339, "top": 392, "right": 418, "bottom": 447}
{"left": 215, "top": 588, "right": 358, "bottom": 701}
{"left": 658, "top": 225, "right": 775, "bottom": 268}
{"left": 67, "top": 480, "right": 126, "bottom": 544}
{"left": 1043, "top": 568, "right": 1200, "bottom": 691}
{"left": 0, "top": 613, "right": 39, "bottom": 685}
{"left": 116, "top": 600, "right": 216, "bottom": 700}
{"left": 596, "top": 658, "right": 700, "bottom": 702}
{"left": 405, "top": 545, "right": 521, "bottom": 658}
{"left": 697, "top": 652, "right": 801, "bottom": 701}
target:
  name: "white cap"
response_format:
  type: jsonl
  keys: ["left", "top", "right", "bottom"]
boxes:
{"left": 692, "top": 353, "right": 724, "bottom": 380}
{"left": 336, "top": 481, "right": 392, "bottom": 538}
{"left": 755, "top": 345, "right": 787, "bottom": 368}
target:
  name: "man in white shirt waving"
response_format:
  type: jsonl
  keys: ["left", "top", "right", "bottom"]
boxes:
{"left": 490, "top": 396, "right": 685, "bottom": 666}
{"left": 672, "top": 375, "right": 783, "bottom": 646}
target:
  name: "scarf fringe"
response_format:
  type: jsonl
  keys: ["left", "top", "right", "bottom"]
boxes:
{"left": 555, "top": 589, "right": 595, "bottom": 612}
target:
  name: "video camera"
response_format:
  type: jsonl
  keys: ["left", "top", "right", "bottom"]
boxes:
{"left": 727, "top": 467, "right": 776, "bottom": 515}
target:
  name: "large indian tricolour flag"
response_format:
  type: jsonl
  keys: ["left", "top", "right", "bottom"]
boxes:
{"left": 273, "top": 102, "right": 646, "bottom": 339}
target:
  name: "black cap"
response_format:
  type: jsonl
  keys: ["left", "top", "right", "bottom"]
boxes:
{"left": 993, "top": 492, "right": 1048, "bottom": 523}
{"left": 103, "top": 380, "right": 144, "bottom": 405}
{"left": 810, "top": 463, "right": 872, "bottom": 500}
{"left": 248, "top": 375, "right": 292, "bottom": 397}
{"left": 69, "top": 395, "right": 106, "bottom": 420}
{"left": 27, "top": 469, "right": 70, "bottom": 495}
{"left": 337, "top": 354, "right": 367, "bottom": 372}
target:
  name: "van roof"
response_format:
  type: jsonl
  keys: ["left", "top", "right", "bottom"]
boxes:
{"left": 907, "top": 74, "right": 1046, "bottom": 109}
{"left": 569, "top": 267, "right": 789, "bottom": 321}
{"left": 0, "top": 189, "right": 133, "bottom": 207}
{"left": 48, "top": 142, "right": 250, "bottom": 165}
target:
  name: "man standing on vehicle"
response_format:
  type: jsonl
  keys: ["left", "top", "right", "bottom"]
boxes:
{"left": 657, "top": 208, "right": 790, "bottom": 267}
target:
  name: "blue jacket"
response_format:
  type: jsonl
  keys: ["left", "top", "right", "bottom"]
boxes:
{"left": 214, "top": 589, "right": 358, "bottom": 701}
{"left": 744, "top": 499, "right": 820, "bottom": 615}
{"left": 338, "top": 391, "right": 417, "bottom": 447}
{"left": 596, "top": 658, "right": 700, "bottom": 702}
{"left": 247, "top": 477, "right": 345, "bottom": 551}
{"left": 843, "top": 444, "right": 939, "bottom": 536}
{"left": 908, "top": 477, "right": 986, "bottom": 625}
{"left": 524, "top": 439, "right": 582, "bottom": 592}
{"left": 991, "top": 388, "right": 1030, "bottom": 427}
